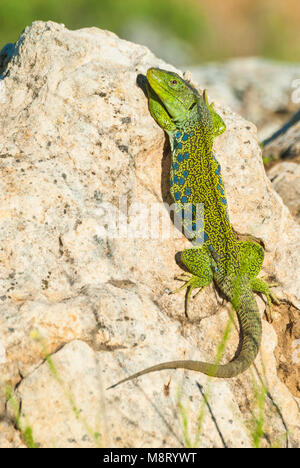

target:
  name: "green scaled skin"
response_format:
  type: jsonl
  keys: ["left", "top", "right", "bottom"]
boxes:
{"left": 108, "top": 68, "right": 280, "bottom": 389}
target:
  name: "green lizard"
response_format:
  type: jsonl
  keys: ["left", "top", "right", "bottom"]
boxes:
{"left": 108, "top": 68, "right": 279, "bottom": 388}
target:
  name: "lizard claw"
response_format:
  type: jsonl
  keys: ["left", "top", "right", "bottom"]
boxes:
{"left": 170, "top": 274, "right": 205, "bottom": 319}
{"left": 264, "top": 291, "right": 280, "bottom": 322}
{"left": 169, "top": 276, "right": 193, "bottom": 295}
{"left": 174, "top": 273, "right": 193, "bottom": 282}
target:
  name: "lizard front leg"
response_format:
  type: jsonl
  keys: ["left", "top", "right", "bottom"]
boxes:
{"left": 202, "top": 89, "right": 226, "bottom": 137}
{"left": 171, "top": 245, "right": 213, "bottom": 315}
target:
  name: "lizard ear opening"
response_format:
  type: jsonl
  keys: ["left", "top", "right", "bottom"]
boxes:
{"left": 189, "top": 102, "right": 197, "bottom": 111}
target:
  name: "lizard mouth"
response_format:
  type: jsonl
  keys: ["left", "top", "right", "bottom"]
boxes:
{"left": 146, "top": 68, "right": 199, "bottom": 122}
{"left": 146, "top": 68, "right": 186, "bottom": 112}
{"left": 147, "top": 84, "right": 173, "bottom": 121}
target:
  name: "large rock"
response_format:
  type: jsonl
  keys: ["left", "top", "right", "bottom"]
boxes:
{"left": 263, "top": 110, "right": 300, "bottom": 161}
{"left": 268, "top": 162, "right": 300, "bottom": 224}
{"left": 0, "top": 21, "right": 299, "bottom": 448}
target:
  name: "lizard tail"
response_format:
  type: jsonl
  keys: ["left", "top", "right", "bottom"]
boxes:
{"left": 107, "top": 284, "right": 262, "bottom": 388}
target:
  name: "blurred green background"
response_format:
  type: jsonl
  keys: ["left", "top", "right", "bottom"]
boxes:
{"left": 1, "top": 0, "right": 299, "bottom": 65}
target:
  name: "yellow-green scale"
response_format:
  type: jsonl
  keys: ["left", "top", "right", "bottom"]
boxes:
{"left": 170, "top": 128, "right": 240, "bottom": 274}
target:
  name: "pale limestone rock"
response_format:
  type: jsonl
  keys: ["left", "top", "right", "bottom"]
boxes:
{"left": 0, "top": 421, "right": 26, "bottom": 448}
{"left": 17, "top": 340, "right": 252, "bottom": 448}
{"left": 263, "top": 112, "right": 300, "bottom": 161}
{"left": 16, "top": 341, "right": 104, "bottom": 448}
{"left": 268, "top": 162, "right": 300, "bottom": 224}
{"left": 0, "top": 21, "right": 299, "bottom": 448}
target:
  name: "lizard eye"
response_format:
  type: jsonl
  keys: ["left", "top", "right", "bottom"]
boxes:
{"left": 170, "top": 79, "right": 178, "bottom": 86}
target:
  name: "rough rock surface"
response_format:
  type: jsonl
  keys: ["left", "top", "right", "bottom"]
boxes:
{"left": 0, "top": 21, "right": 299, "bottom": 448}
{"left": 0, "top": 421, "right": 26, "bottom": 448}
{"left": 268, "top": 162, "right": 300, "bottom": 224}
{"left": 263, "top": 110, "right": 300, "bottom": 161}
{"left": 190, "top": 58, "right": 300, "bottom": 140}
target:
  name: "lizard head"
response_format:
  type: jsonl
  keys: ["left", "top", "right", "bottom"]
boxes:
{"left": 146, "top": 68, "right": 207, "bottom": 126}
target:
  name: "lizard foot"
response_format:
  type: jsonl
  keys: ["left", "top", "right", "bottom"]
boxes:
{"left": 170, "top": 274, "right": 205, "bottom": 317}
{"left": 250, "top": 277, "right": 281, "bottom": 322}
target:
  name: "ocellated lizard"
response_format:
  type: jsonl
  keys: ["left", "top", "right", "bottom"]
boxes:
{"left": 108, "top": 68, "right": 279, "bottom": 388}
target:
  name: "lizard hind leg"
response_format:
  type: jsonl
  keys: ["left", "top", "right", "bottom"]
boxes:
{"left": 171, "top": 246, "right": 213, "bottom": 315}
{"left": 249, "top": 277, "right": 280, "bottom": 322}
{"left": 238, "top": 241, "right": 280, "bottom": 321}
